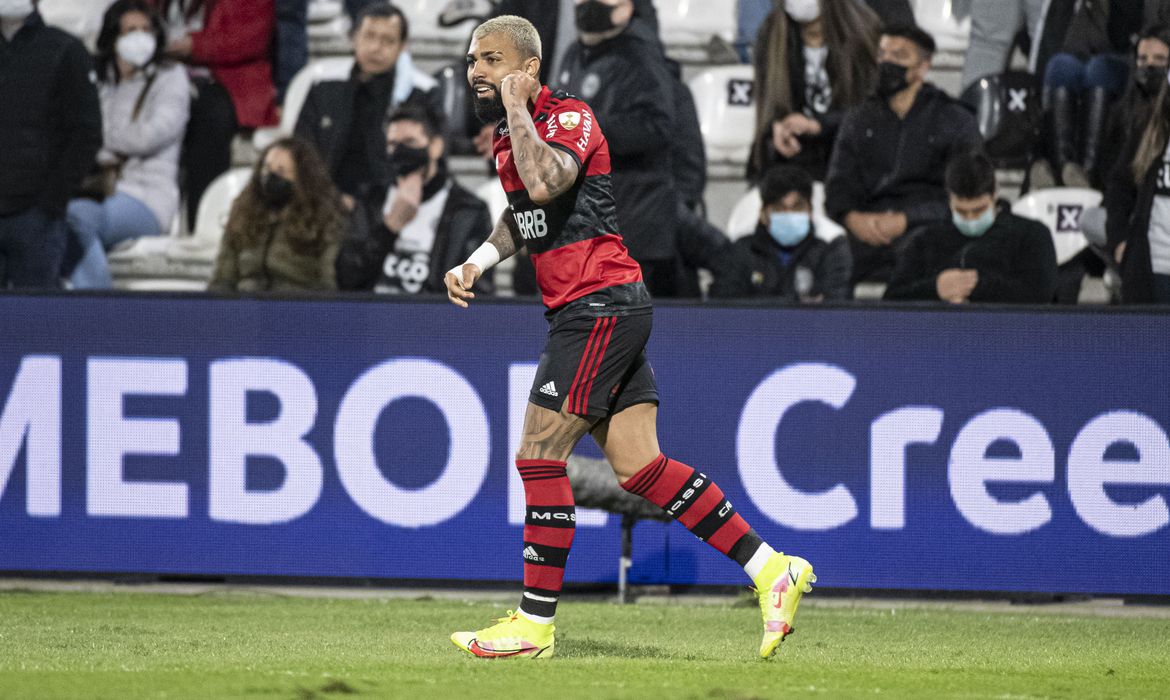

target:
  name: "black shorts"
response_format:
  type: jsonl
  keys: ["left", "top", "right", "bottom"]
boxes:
{"left": 529, "top": 309, "right": 658, "bottom": 420}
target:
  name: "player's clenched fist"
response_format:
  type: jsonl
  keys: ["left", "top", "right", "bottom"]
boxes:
{"left": 501, "top": 70, "right": 540, "bottom": 110}
{"left": 444, "top": 263, "right": 482, "bottom": 308}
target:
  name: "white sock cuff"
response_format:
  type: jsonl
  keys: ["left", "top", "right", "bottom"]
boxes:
{"left": 517, "top": 608, "right": 555, "bottom": 625}
{"left": 743, "top": 543, "right": 777, "bottom": 581}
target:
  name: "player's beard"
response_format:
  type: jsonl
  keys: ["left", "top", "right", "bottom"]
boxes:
{"left": 473, "top": 87, "right": 507, "bottom": 125}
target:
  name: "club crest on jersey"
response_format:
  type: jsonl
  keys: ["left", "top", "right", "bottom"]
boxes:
{"left": 557, "top": 111, "right": 581, "bottom": 130}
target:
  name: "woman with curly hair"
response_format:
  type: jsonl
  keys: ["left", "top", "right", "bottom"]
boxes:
{"left": 749, "top": 0, "right": 882, "bottom": 182}
{"left": 209, "top": 137, "right": 345, "bottom": 292}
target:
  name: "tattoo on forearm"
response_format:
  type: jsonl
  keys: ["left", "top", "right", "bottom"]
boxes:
{"left": 486, "top": 213, "right": 522, "bottom": 260}
{"left": 506, "top": 104, "right": 578, "bottom": 201}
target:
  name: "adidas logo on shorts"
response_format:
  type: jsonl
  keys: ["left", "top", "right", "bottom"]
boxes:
{"left": 539, "top": 381, "right": 558, "bottom": 397}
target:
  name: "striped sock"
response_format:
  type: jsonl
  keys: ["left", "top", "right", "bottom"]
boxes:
{"left": 515, "top": 459, "right": 576, "bottom": 623}
{"left": 621, "top": 453, "right": 765, "bottom": 568}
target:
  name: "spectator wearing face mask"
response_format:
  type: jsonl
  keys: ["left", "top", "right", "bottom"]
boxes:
{"left": 0, "top": 0, "right": 101, "bottom": 289}
{"left": 748, "top": 0, "right": 881, "bottom": 182}
{"left": 295, "top": 1, "right": 438, "bottom": 228}
{"left": 1096, "top": 26, "right": 1170, "bottom": 189}
{"left": 209, "top": 138, "right": 344, "bottom": 292}
{"left": 884, "top": 152, "right": 1057, "bottom": 304}
{"left": 66, "top": 0, "right": 190, "bottom": 289}
{"left": 825, "top": 24, "right": 983, "bottom": 285}
{"left": 710, "top": 165, "right": 851, "bottom": 302}
{"left": 335, "top": 104, "right": 493, "bottom": 295}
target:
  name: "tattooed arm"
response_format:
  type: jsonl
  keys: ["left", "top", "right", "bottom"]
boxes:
{"left": 445, "top": 210, "right": 523, "bottom": 308}
{"left": 501, "top": 71, "right": 579, "bottom": 205}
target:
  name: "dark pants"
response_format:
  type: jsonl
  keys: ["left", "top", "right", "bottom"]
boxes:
{"left": 640, "top": 257, "right": 680, "bottom": 298}
{"left": 1154, "top": 273, "right": 1170, "bottom": 304}
{"left": 0, "top": 208, "right": 68, "bottom": 289}
{"left": 848, "top": 227, "right": 919, "bottom": 285}
{"left": 275, "top": 0, "right": 309, "bottom": 101}
{"left": 182, "top": 78, "right": 238, "bottom": 230}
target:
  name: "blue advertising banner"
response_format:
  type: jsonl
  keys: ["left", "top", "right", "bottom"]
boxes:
{"left": 0, "top": 295, "right": 1167, "bottom": 594}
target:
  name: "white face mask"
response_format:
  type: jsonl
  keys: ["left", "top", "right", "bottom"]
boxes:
{"left": 784, "top": 0, "right": 820, "bottom": 24}
{"left": 115, "top": 30, "right": 157, "bottom": 68}
{"left": 0, "top": 0, "right": 34, "bottom": 20}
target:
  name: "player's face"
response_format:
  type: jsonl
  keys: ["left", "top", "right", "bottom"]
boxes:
{"left": 466, "top": 33, "right": 528, "bottom": 124}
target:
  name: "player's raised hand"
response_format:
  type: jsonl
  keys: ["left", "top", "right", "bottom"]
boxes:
{"left": 501, "top": 70, "right": 540, "bottom": 110}
{"left": 444, "top": 263, "right": 482, "bottom": 308}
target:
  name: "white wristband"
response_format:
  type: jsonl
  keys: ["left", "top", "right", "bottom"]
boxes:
{"left": 465, "top": 241, "right": 501, "bottom": 273}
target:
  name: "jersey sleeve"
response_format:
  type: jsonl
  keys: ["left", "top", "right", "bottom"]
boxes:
{"left": 540, "top": 101, "right": 601, "bottom": 165}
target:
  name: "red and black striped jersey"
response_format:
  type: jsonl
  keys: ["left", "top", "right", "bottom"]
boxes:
{"left": 493, "top": 85, "right": 646, "bottom": 311}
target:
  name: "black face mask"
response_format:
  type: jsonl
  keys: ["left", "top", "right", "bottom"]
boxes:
{"left": 876, "top": 60, "right": 910, "bottom": 98}
{"left": 259, "top": 172, "right": 294, "bottom": 209}
{"left": 576, "top": 0, "right": 617, "bottom": 33}
{"left": 1137, "top": 65, "right": 1166, "bottom": 97}
{"left": 388, "top": 144, "right": 431, "bottom": 178}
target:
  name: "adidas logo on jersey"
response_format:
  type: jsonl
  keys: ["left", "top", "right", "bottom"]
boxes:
{"left": 523, "top": 546, "right": 545, "bottom": 562}
{"left": 539, "top": 381, "right": 558, "bottom": 397}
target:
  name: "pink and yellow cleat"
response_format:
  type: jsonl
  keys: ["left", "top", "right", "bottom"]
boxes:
{"left": 754, "top": 552, "right": 815, "bottom": 659}
{"left": 451, "top": 611, "right": 555, "bottom": 659}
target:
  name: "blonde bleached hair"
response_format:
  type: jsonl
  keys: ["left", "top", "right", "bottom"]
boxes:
{"left": 472, "top": 14, "right": 542, "bottom": 60}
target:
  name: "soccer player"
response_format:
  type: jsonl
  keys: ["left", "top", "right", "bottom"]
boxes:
{"left": 446, "top": 15, "right": 814, "bottom": 660}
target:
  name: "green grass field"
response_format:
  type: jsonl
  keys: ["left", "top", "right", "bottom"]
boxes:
{"left": 0, "top": 589, "right": 1166, "bottom": 699}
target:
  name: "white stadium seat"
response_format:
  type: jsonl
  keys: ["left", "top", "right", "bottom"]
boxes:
{"left": 688, "top": 64, "right": 756, "bottom": 166}
{"left": 474, "top": 177, "right": 509, "bottom": 224}
{"left": 39, "top": 0, "right": 113, "bottom": 48}
{"left": 1011, "top": 187, "right": 1103, "bottom": 266}
{"left": 400, "top": 0, "right": 472, "bottom": 57}
{"left": 654, "top": 0, "right": 736, "bottom": 48}
{"left": 108, "top": 168, "right": 253, "bottom": 290}
{"left": 726, "top": 183, "right": 844, "bottom": 243}
{"left": 308, "top": 0, "right": 343, "bottom": 23}
{"left": 913, "top": 0, "right": 971, "bottom": 54}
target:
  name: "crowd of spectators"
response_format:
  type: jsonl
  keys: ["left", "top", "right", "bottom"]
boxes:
{"left": 3, "top": 0, "right": 1170, "bottom": 305}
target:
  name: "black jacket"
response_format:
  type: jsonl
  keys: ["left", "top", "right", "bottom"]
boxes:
{"left": 556, "top": 25, "right": 678, "bottom": 261}
{"left": 295, "top": 65, "right": 438, "bottom": 203}
{"left": 826, "top": 84, "right": 982, "bottom": 229}
{"left": 0, "top": 13, "right": 101, "bottom": 217}
{"left": 1106, "top": 129, "right": 1163, "bottom": 303}
{"left": 335, "top": 176, "right": 494, "bottom": 295}
{"left": 710, "top": 225, "right": 852, "bottom": 302}
{"left": 884, "top": 211, "right": 1058, "bottom": 303}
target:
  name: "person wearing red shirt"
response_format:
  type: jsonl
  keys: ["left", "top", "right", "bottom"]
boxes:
{"left": 444, "top": 14, "right": 815, "bottom": 661}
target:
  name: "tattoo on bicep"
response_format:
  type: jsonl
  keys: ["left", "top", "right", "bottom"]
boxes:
{"left": 508, "top": 108, "right": 578, "bottom": 199}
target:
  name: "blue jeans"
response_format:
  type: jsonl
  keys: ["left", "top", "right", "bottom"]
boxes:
{"left": 1044, "top": 52, "right": 1129, "bottom": 95}
{"left": 66, "top": 194, "right": 162, "bottom": 289}
{"left": 0, "top": 207, "right": 67, "bottom": 289}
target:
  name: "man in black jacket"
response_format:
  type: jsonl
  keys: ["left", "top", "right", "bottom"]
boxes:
{"left": 0, "top": 2, "right": 101, "bottom": 289}
{"left": 826, "top": 24, "right": 982, "bottom": 285}
{"left": 295, "top": 2, "right": 439, "bottom": 222}
{"left": 712, "top": 165, "right": 851, "bottom": 302}
{"left": 885, "top": 152, "right": 1057, "bottom": 304}
{"left": 555, "top": 0, "right": 680, "bottom": 295}
{"left": 336, "top": 104, "right": 493, "bottom": 295}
